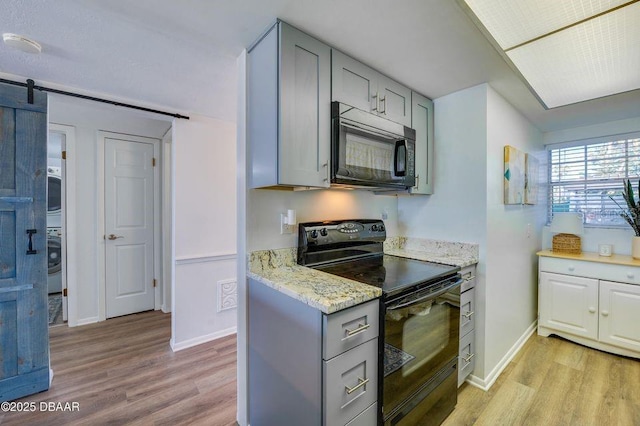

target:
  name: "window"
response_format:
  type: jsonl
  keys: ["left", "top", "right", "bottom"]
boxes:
{"left": 548, "top": 133, "right": 640, "bottom": 226}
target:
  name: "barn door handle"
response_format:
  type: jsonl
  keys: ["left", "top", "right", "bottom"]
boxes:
{"left": 26, "top": 229, "right": 37, "bottom": 255}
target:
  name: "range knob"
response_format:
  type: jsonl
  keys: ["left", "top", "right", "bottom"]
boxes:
{"left": 371, "top": 224, "right": 378, "bottom": 231}
{"left": 310, "top": 230, "right": 318, "bottom": 239}
{"left": 379, "top": 224, "right": 385, "bottom": 232}
{"left": 320, "top": 228, "right": 328, "bottom": 237}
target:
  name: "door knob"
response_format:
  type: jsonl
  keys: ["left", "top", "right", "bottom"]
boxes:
{"left": 107, "top": 234, "right": 124, "bottom": 240}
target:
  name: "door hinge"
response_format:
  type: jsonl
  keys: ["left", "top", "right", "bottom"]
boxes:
{"left": 63, "top": 288, "right": 68, "bottom": 297}
{"left": 62, "top": 150, "right": 67, "bottom": 160}
{"left": 153, "top": 279, "right": 157, "bottom": 288}
{"left": 152, "top": 157, "right": 156, "bottom": 167}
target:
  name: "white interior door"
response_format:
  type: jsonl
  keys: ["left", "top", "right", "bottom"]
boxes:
{"left": 104, "top": 135, "right": 155, "bottom": 318}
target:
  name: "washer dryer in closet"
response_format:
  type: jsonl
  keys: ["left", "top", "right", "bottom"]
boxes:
{"left": 47, "top": 166, "right": 62, "bottom": 228}
{"left": 47, "top": 228, "right": 62, "bottom": 294}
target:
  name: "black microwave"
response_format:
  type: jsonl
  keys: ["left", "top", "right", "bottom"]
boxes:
{"left": 331, "top": 101, "right": 416, "bottom": 190}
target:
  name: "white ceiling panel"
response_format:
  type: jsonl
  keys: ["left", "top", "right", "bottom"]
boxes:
{"left": 464, "top": 0, "right": 630, "bottom": 49}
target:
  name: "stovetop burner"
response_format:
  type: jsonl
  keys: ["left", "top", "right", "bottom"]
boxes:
{"left": 298, "top": 219, "right": 460, "bottom": 297}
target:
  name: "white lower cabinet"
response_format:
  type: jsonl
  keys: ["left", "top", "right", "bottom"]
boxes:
{"left": 539, "top": 272, "right": 598, "bottom": 340}
{"left": 598, "top": 280, "right": 640, "bottom": 352}
{"left": 538, "top": 254, "right": 640, "bottom": 358}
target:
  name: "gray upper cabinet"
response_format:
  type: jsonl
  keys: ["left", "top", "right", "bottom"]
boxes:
{"left": 410, "top": 92, "right": 434, "bottom": 195}
{"left": 331, "top": 49, "right": 411, "bottom": 127}
{"left": 248, "top": 21, "right": 331, "bottom": 189}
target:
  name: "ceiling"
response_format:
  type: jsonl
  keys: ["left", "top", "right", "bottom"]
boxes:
{"left": 1, "top": 0, "right": 639, "bottom": 132}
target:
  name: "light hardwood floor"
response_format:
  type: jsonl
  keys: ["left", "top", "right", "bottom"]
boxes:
{"left": 3, "top": 311, "right": 639, "bottom": 425}
{"left": 1, "top": 311, "right": 237, "bottom": 426}
{"left": 443, "top": 332, "right": 640, "bottom": 426}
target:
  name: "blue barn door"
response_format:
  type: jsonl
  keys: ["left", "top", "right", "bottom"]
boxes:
{"left": 0, "top": 82, "right": 49, "bottom": 401}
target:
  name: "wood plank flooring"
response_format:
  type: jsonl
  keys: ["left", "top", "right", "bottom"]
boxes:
{"left": 1, "top": 311, "right": 237, "bottom": 426}
{"left": 3, "top": 311, "right": 639, "bottom": 425}
{"left": 443, "top": 333, "right": 640, "bottom": 426}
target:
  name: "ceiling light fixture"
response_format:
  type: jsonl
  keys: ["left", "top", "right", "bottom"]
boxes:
{"left": 461, "top": 0, "right": 640, "bottom": 109}
{"left": 3, "top": 33, "right": 42, "bottom": 54}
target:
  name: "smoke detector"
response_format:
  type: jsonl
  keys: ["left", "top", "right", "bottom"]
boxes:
{"left": 3, "top": 33, "right": 42, "bottom": 54}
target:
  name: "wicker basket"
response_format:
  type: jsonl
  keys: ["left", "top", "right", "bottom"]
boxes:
{"left": 552, "top": 233, "right": 581, "bottom": 254}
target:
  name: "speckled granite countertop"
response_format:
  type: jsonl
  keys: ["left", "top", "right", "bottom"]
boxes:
{"left": 385, "top": 237, "right": 479, "bottom": 268}
{"left": 248, "top": 237, "right": 479, "bottom": 314}
{"left": 248, "top": 248, "right": 382, "bottom": 314}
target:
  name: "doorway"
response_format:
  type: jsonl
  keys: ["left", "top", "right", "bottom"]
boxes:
{"left": 99, "top": 132, "right": 160, "bottom": 319}
{"left": 48, "top": 94, "right": 172, "bottom": 326}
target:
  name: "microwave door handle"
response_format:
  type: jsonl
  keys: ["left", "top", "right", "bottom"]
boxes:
{"left": 387, "top": 278, "right": 464, "bottom": 310}
{"left": 394, "top": 140, "right": 407, "bottom": 177}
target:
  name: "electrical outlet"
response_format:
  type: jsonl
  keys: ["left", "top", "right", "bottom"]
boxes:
{"left": 526, "top": 223, "right": 532, "bottom": 239}
{"left": 280, "top": 214, "right": 295, "bottom": 234}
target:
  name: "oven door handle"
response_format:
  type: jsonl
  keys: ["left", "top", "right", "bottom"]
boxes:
{"left": 388, "top": 278, "right": 464, "bottom": 310}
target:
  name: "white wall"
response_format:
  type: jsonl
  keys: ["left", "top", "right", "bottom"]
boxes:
{"left": 484, "top": 86, "right": 545, "bottom": 383}
{"left": 248, "top": 189, "right": 399, "bottom": 252}
{"left": 398, "top": 84, "right": 546, "bottom": 387}
{"left": 543, "top": 116, "right": 640, "bottom": 254}
{"left": 171, "top": 114, "right": 238, "bottom": 350}
{"left": 49, "top": 95, "right": 171, "bottom": 325}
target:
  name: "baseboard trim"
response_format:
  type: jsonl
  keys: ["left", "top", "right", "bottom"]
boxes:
{"left": 75, "top": 316, "right": 99, "bottom": 327}
{"left": 170, "top": 326, "right": 237, "bottom": 352}
{"left": 465, "top": 320, "right": 538, "bottom": 391}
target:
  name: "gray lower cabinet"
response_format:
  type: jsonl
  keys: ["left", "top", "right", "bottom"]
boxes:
{"left": 331, "top": 49, "right": 411, "bottom": 127}
{"left": 249, "top": 278, "right": 379, "bottom": 425}
{"left": 248, "top": 20, "right": 331, "bottom": 189}
{"left": 458, "top": 265, "right": 477, "bottom": 387}
{"left": 410, "top": 92, "right": 434, "bottom": 195}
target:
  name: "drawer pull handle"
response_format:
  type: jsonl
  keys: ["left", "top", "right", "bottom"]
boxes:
{"left": 345, "top": 377, "right": 369, "bottom": 395}
{"left": 568, "top": 266, "right": 575, "bottom": 271}
{"left": 463, "top": 310, "right": 475, "bottom": 319}
{"left": 464, "top": 275, "right": 476, "bottom": 282}
{"left": 463, "top": 353, "right": 475, "bottom": 363}
{"left": 345, "top": 323, "right": 370, "bottom": 337}
{"left": 627, "top": 273, "right": 635, "bottom": 279}
{"left": 601, "top": 310, "right": 609, "bottom": 317}
{"left": 588, "top": 307, "right": 596, "bottom": 313}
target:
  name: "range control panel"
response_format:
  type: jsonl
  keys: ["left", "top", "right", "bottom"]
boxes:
{"left": 298, "top": 219, "right": 386, "bottom": 247}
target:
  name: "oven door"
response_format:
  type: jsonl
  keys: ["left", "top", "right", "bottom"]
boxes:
{"left": 332, "top": 102, "right": 415, "bottom": 189}
{"left": 382, "top": 277, "right": 462, "bottom": 424}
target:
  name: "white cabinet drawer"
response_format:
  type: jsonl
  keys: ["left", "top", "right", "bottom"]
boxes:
{"left": 323, "top": 300, "right": 379, "bottom": 360}
{"left": 324, "top": 338, "right": 378, "bottom": 426}
{"left": 460, "top": 288, "right": 475, "bottom": 338}
{"left": 458, "top": 331, "right": 475, "bottom": 387}
{"left": 540, "top": 257, "right": 640, "bottom": 285}
{"left": 460, "top": 265, "right": 476, "bottom": 293}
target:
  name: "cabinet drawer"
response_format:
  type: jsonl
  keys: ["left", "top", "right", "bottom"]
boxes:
{"left": 460, "top": 287, "right": 475, "bottom": 338}
{"left": 324, "top": 300, "right": 379, "bottom": 360}
{"left": 324, "top": 338, "right": 378, "bottom": 426}
{"left": 540, "top": 257, "right": 640, "bottom": 285}
{"left": 344, "top": 402, "right": 377, "bottom": 426}
{"left": 460, "top": 265, "right": 476, "bottom": 293}
{"left": 458, "top": 331, "right": 475, "bottom": 387}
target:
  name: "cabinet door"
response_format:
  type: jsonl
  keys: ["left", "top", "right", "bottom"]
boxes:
{"left": 409, "top": 92, "right": 434, "bottom": 194}
{"left": 539, "top": 272, "right": 598, "bottom": 339}
{"left": 598, "top": 280, "right": 640, "bottom": 352}
{"left": 331, "top": 49, "right": 378, "bottom": 113}
{"left": 378, "top": 75, "right": 411, "bottom": 127}
{"left": 279, "top": 22, "right": 331, "bottom": 187}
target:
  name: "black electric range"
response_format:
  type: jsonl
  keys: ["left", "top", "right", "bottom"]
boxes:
{"left": 298, "top": 219, "right": 463, "bottom": 426}
{"left": 297, "top": 219, "right": 460, "bottom": 298}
